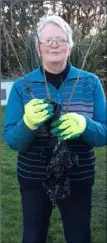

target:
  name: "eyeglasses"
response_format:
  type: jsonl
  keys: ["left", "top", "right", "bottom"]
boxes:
{"left": 39, "top": 39, "right": 68, "bottom": 47}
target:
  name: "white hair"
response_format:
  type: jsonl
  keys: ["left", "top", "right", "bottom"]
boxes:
{"left": 35, "top": 15, "right": 74, "bottom": 52}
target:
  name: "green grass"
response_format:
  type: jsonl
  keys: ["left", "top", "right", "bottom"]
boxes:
{"left": 1, "top": 107, "right": 106, "bottom": 243}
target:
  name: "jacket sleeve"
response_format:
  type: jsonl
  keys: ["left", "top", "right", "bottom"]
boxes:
{"left": 2, "top": 81, "right": 36, "bottom": 152}
{"left": 82, "top": 77, "right": 107, "bottom": 147}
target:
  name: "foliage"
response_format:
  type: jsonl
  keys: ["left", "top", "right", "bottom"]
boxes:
{"left": 70, "top": 27, "right": 107, "bottom": 94}
{"left": 1, "top": 0, "right": 107, "bottom": 90}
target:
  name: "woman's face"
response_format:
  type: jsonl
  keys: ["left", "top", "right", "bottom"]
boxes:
{"left": 39, "top": 23, "right": 71, "bottom": 65}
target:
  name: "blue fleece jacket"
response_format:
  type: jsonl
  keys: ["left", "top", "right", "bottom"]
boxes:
{"left": 2, "top": 64, "right": 106, "bottom": 152}
{"left": 2, "top": 64, "right": 107, "bottom": 186}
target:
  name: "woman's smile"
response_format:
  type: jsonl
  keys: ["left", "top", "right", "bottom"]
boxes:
{"left": 48, "top": 52, "right": 61, "bottom": 54}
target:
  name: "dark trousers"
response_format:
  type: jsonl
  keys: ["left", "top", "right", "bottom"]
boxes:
{"left": 20, "top": 183, "right": 92, "bottom": 243}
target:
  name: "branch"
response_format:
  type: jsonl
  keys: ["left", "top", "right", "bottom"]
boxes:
{"left": 27, "top": 0, "right": 51, "bottom": 101}
{"left": 66, "top": 10, "right": 106, "bottom": 112}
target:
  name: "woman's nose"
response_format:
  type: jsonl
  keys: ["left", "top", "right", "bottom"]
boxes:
{"left": 51, "top": 40, "right": 59, "bottom": 48}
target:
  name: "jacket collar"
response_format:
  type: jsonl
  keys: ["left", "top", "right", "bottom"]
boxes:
{"left": 25, "top": 64, "right": 81, "bottom": 83}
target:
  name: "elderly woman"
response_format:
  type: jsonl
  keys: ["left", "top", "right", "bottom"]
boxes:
{"left": 3, "top": 15, "right": 106, "bottom": 243}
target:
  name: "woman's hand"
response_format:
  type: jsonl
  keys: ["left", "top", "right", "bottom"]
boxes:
{"left": 23, "top": 98, "right": 53, "bottom": 130}
{"left": 50, "top": 113, "right": 86, "bottom": 141}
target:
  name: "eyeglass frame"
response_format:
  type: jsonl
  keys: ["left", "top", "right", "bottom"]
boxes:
{"left": 39, "top": 38, "right": 69, "bottom": 47}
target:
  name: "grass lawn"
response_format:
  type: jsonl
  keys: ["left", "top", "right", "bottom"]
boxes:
{"left": 1, "top": 107, "right": 106, "bottom": 243}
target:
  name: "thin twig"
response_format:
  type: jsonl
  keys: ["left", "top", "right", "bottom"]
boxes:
{"left": 66, "top": 12, "right": 106, "bottom": 112}
{"left": 27, "top": 0, "right": 51, "bottom": 101}
{"left": 2, "top": 20, "right": 34, "bottom": 99}
{"left": 2, "top": 21, "right": 23, "bottom": 73}
{"left": 66, "top": 35, "right": 96, "bottom": 112}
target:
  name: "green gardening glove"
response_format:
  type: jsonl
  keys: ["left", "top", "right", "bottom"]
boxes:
{"left": 50, "top": 112, "right": 86, "bottom": 141}
{"left": 23, "top": 98, "right": 53, "bottom": 130}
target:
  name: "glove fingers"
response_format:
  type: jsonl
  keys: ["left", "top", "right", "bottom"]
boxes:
{"left": 51, "top": 120, "right": 71, "bottom": 134}
{"left": 59, "top": 113, "right": 71, "bottom": 121}
{"left": 51, "top": 118, "right": 73, "bottom": 129}
{"left": 58, "top": 120, "right": 71, "bottom": 130}
{"left": 59, "top": 126, "right": 73, "bottom": 136}
{"left": 59, "top": 121, "right": 81, "bottom": 135}
{"left": 42, "top": 109, "right": 53, "bottom": 116}
{"left": 51, "top": 119, "right": 62, "bottom": 127}
{"left": 59, "top": 112, "right": 79, "bottom": 121}
{"left": 43, "top": 113, "right": 53, "bottom": 122}
{"left": 33, "top": 103, "right": 53, "bottom": 113}
{"left": 50, "top": 129, "right": 62, "bottom": 136}
{"left": 50, "top": 125, "right": 72, "bottom": 136}
{"left": 33, "top": 109, "right": 53, "bottom": 117}
{"left": 46, "top": 107, "right": 54, "bottom": 114}
{"left": 50, "top": 126, "right": 61, "bottom": 134}
{"left": 32, "top": 113, "right": 53, "bottom": 124}
{"left": 33, "top": 104, "right": 47, "bottom": 112}
{"left": 30, "top": 98, "right": 44, "bottom": 105}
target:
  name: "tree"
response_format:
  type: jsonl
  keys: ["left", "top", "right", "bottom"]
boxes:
{"left": 1, "top": 0, "right": 45, "bottom": 75}
{"left": 1, "top": 0, "right": 107, "bottom": 83}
